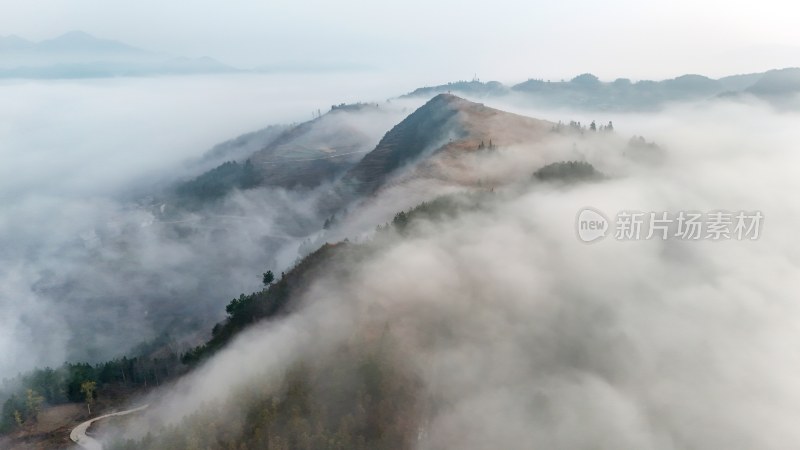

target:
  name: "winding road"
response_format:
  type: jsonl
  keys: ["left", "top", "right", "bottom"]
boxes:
{"left": 70, "top": 404, "right": 148, "bottom": 450}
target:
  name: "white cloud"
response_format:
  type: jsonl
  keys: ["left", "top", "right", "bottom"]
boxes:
{"left": 109, "top": 98, "right": 800, "bottom": 448}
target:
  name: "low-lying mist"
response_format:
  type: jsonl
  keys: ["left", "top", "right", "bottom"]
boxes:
{"left": 106, "top": 99, "right": 800, "bottom": 448}
{"left": 0, "top": 73, "right": 421, "bottom": 380}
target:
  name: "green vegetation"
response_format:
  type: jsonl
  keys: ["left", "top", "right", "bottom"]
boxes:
{"left": 262, "top": 270, "right": 275, "bottom": 286}
{"left": 182, "top": 243, "right": 355, "bottom": 366}
{"left": 329, "top": 102, "right": 381, "bottom": 112}
{"left": 1, "top": 388, "right": 47, "bottom": 431}
{"left": 477, "top": 139, "right": 497, "bottom": 150}
{"left": 384, "top": 193, "right": 478, "bottom": 234}
{"left": 0, "top": 353, "right": 181, "bottom": 433}
{"left": 550, "top": 120, "right": 614, "bottom": 134}
{"left": 1, "top": 395, "right": 24, "bottom": 433}
{"left": 624, "top": 136, "right": 664, "bottom": 163}
{"left": 628, "top": 135, "right": 660, "bottom": 150}
{"left": 80, "top": 380, "right": 97, "bottom": 414}
{"left": 533, "top": 161, "right": 604, "bottom": 183}
{"left": 175, "top": 159, "right": 261, "bottom": 203}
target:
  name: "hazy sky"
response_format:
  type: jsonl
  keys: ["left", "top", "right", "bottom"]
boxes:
{"left": 2, "top": 0, "right": 799, "bottom": 82}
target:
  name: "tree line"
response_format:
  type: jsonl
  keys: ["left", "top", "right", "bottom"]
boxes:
{"left": 0, "top": 354, "right": 181, "bottom": 433}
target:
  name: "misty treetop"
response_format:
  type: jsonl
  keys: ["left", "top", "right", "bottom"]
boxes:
{"left": 533, "top": 161, "right": 605, "bottom": 183}
{"left": 175, "top": 159, "right": 261, "bottom": 204}
{"left": 550, "top": 119, "right": 614, "bottom": 134}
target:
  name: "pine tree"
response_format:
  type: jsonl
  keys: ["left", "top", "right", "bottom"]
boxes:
{"left": 262, "top": 270, "right": 275, "bottom": 286}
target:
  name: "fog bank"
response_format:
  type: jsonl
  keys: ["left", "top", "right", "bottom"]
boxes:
{"left": 111, "top": 101, "right": 800, "bottom": 448}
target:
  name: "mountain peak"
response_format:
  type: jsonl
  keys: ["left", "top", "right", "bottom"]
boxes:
{"left": 36, "top": 30, "right": 143, "bottom": 54}
{"left": 429, "top": 92, "right": 461, "bottom": 102}
{"left": 0, "top": 34, "right": 34, "bottom": 51}
{"left": 747, "top": 67, "right": 800, "bottom": 95}
{"left": 425, "top": 92, "right": 473, "bottom": 109}
{"left": 337, "top": 94, "right": 552, "bottom": 198}
{"left": 409, "top": 93, "right": 481, "bottom": 118}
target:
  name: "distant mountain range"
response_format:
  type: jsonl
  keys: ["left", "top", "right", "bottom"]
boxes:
{"left": 404, "top": 68, "right": 800, "bottom": 110}
{"left": 0, "top": 30, "right": 237, "bottom": 78}
{"left": 0, "top": 30, "right": 142, "bottom": 54}
{"left": 3, "top": 30, "right": 800, "bottom": 101}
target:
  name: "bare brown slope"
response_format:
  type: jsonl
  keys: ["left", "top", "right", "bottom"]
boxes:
{"left": 337, "top": 94, "right": 553, "bottom": 198}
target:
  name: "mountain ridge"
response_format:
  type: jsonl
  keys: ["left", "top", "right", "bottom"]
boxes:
{"left": 0, "top": 30, "right": 236, "bottom": 77}
{"left": 178, "top": 93, "right": 558, "bottom": 209}
{"left": 403, "top": 68, "right": 800, "bottom": 110}
{"left": 34, "top": 30, "right": 144, "bottom": 54}
{"left": 338, "top": 93, "right": 554, "bottom": 198}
